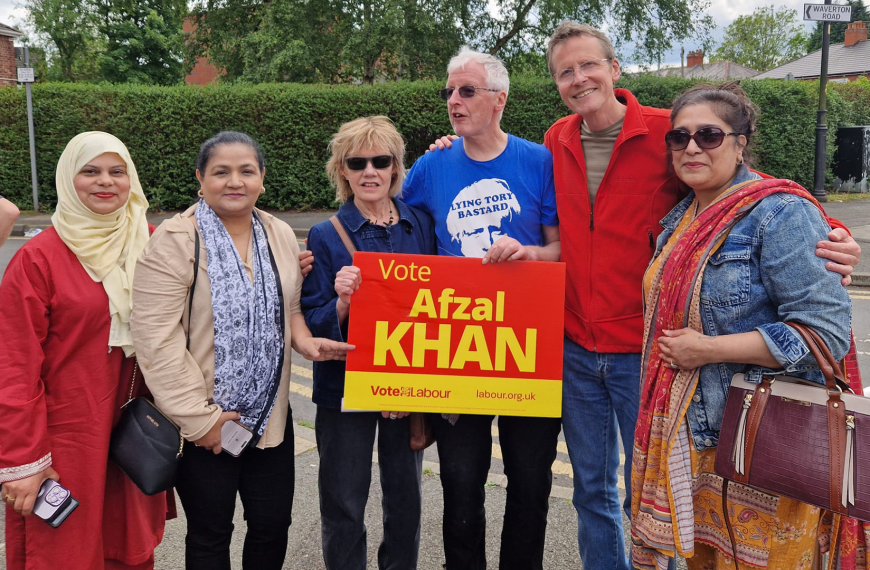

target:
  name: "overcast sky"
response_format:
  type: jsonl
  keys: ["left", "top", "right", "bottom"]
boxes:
{"left": 0, "top": 0, "right": 830, "bottom": 68}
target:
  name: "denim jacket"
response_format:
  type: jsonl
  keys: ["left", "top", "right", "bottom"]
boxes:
{"left": 301, "top": 198, "right": 437, "bottom": 409}
{"left": 652, "top": 166, "right": 853, "bottom": 451}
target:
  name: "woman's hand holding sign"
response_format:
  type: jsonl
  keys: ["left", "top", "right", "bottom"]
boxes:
{"left": 335, "top": 265, "right": 361, "bottom": 322}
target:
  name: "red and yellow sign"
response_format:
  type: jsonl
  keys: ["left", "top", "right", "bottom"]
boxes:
{"left": 344, "top": 252, "right": 565, "bottom": 417}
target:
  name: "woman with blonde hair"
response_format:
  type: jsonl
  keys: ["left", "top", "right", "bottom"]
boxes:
{"left": 302, "top": 116, "right": 436, "bottom": 570}
{"left": 0, "top": 132, "right": 169, "bottom": 569}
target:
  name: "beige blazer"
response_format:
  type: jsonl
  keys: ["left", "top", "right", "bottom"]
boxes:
{"left": 131, "top": 205, "right": 302, "bottom": 448}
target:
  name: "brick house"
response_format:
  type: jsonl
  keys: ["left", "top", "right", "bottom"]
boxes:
{"left": 648, "top": 50, "right": 760, "bottom": 80}
{"left": 0, "top": 22, "right": 23, "bottom": 87}
{"left": 183, "top": 17, "right": 222, "bottom": 85}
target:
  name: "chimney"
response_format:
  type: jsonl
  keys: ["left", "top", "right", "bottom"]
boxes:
{"left": 686, "top": 49, "right": 704, "bottom": 67}
{"left": 845, "top": 21, "right": 868, "bottom": 47}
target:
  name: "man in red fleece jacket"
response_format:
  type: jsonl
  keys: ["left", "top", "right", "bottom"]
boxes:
{"left": 543, "top": 21, "right": 861, "bottom": 570}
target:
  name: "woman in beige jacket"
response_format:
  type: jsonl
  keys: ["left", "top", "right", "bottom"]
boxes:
{"left": 131, "top": 131, "right": 352, "bottom": 570}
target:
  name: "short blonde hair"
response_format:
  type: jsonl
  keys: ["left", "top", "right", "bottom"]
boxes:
{"left": 546, "top": 22, "right": 616, "bottom": 76}
{"left": 326, "top": 116, "right": 406, "bottom": 203}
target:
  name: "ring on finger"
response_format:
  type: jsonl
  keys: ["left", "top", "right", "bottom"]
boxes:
{"left": 5, "top": 495, "right": 15, "bottom": 502}
{"left": 389, "top": 413, "right": 398, "bottom": 420}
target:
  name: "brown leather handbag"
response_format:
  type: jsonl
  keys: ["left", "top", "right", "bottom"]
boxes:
{"left": 409, "top": 413, "right": 435, "bottom": 451}
{"left": 715, "top": 322, "right": 870, "bottom": 521}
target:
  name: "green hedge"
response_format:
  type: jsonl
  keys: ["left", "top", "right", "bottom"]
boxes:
{"left": 0, "top": 76, "right": 868, "bottom": 211}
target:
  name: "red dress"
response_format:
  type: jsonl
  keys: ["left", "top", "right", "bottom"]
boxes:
{"left": 0, "top": 228, "right": 169, "bottom": 570}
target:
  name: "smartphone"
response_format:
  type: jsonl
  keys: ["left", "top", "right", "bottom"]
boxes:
{"left": 32, "top": 479, "right": 78, "bottom": 528}
{"left": 221, "top": 420, "right": 254, "bottom": 457}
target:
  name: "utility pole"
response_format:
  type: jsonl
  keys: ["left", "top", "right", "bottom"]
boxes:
{"left": 22, "top": 46, "right": 38, "bottom": 211}
{"left": 812, "top": 0, "right": 831, "bottom": 202}
{"left": 804, "top": 0, "right": 854, "bottom": 200}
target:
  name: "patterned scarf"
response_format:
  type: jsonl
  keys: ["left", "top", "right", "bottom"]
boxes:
{"left": 196, "top": 200, "right": 284, "bottom": 437}
{"left": 630, "top": 178, "right": 824, "bottom": 567}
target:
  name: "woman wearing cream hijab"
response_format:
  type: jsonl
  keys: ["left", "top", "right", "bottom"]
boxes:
{"left": 0, "top": 132, "right": 169, "bottom": 570}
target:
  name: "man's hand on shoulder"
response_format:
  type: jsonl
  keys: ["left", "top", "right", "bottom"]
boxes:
{"left": 426, "top": 135, "right": 459, "bottom": 153}
{"left": 816, "top": 227, "right": 861, "bottom": 286}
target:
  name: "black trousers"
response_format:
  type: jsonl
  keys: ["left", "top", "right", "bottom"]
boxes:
{"left": 434, "top": 414, "right": 561, "bottom": 570}
{"left": 174, "top": 417, "right": 295, "bottom": 570}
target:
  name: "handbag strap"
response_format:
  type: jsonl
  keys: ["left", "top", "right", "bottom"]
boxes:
{"left": 248, "top": 239, "right": 286, "bottom": 447}
{"left": 786, "top": 322, "right": 847, "bottom": 392}
{"left": 329, "top": 215, "right": 357, "bottom": 256}
{"left": 187, "top": 228, "right": 200, "bottom": 351}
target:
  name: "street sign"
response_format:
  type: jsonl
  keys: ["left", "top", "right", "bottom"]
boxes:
{"left": 804, "top": 3, "right": 852, "bottom": 21}
{"left": 17, "top": 68, "right": 34, "bottom": 83}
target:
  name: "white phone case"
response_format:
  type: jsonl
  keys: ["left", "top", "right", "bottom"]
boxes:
{"left": 220, "top": 420, "right": 253, "bottom": 457}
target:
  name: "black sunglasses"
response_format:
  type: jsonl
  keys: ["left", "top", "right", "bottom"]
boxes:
{"left": 439, "top": 85, "right": 499, "bottom": 101}
{"left": 665, "top": 127, "right": 741, "bottom": 151}
{"left": 345, "top": 155, "right": 393, "bottom": 171}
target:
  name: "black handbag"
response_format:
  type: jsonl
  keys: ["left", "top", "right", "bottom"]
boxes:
{"left": 109, "top": 362, "right": 184, "bottom": 495}
{"left": 108, "top": 229, "right": 201, "bottom": 495}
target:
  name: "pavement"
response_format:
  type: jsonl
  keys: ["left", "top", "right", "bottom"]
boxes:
{"left": 12, "top": 194, "right": 870, "bottom": 284}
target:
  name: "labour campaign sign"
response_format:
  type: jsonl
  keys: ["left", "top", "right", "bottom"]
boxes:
{"left": 343, "top": 252, "right": 565, "bottom": 417}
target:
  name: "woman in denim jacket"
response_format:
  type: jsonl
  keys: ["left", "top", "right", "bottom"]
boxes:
{"left": 301, "top": 116, "right": 436, "bottom": 570}
{"left": 629, "top": 83, "right": 852, "bottom": 570}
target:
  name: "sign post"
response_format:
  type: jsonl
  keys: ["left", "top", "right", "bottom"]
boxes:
{"left": 18, "top": 46, "right": 38, "bottom": 211}
{"left": 805, "top": 2, "right": 853, "bottom": 202}
{"left": 804, "top": 3, "right": 853, "bottom": 22}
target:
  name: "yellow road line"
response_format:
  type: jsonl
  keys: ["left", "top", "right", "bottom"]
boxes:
{"left": 292, "top": 364, "right": 313, "bottom": 379}
{"left": 290, "top": 381, "right": 313, "bottom": 398}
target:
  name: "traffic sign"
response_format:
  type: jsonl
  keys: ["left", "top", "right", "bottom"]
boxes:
{"left": 17, "top": 68, "right": 34, "bottom": 83}
{"left": 804, "top": 3, "right": 852, "bottom": 22}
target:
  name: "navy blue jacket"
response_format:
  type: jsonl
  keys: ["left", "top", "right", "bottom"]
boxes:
{"left": 301, "top": 198, "right": 437, "bottom": 409}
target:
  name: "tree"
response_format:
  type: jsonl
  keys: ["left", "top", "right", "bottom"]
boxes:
{"left": 187, "top": 0, "right": 266, "bottom": 82}
{"left": 24, "top": 0, "right": 99, "bottom": 81}
{"left": 806, "top": 0, "right": 869, "bottom": 52}
{"left": 459, "top": 0, "right": 716, "bottom": 68}
{"left": 189, "top": 0, "right": 719, "bottom": 83}
{"left": 92, "top": 0, "right": 188, "bottom": 85}
{"left": 712, "top": 5, "right": 809, "bottom": 72}
{"left": 189, "top": 0, "right": 468, "bottom": 84}
{"left": 237, "top": 0, "right": 349, "bottom": 83}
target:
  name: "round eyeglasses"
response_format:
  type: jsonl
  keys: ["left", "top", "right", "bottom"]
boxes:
{"left": 553, "top": 58, "right": 612, "bottom": 85}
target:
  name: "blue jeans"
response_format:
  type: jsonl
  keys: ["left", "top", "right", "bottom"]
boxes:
{"left": 562, "top": 338, "right": 640, "bottom": 570}
{"left": 433, "top": 413, "right": 561, "bottom": 570}
{"left": 315, "top": 406, "right": 423, "bottom": 570}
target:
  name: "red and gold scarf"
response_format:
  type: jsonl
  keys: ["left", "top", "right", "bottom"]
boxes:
{"left": 630, "top": 178, "right": 825, "bottom": 567}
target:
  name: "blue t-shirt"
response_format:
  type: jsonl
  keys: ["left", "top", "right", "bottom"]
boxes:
{"left": 402, "top": 135, "right": 558, "bottom": 258}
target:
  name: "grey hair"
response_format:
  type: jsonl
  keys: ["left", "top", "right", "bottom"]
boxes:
{"left": 447, "top": 47, "right": 510, "bottom": 97}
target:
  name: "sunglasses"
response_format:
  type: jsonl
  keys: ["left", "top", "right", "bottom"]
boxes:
{"left": 439, "top": 85, "right": 499, "bottom": 101}
{"left": 344, "top": 155, "right": 393, "bottom": 171}
{"left": 665, "top": 127, "right": 741, "bottom": 151}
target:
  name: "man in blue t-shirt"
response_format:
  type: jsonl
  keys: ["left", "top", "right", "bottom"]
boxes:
{"left": 402, "top": 48, "right": 560, "bottom": 570}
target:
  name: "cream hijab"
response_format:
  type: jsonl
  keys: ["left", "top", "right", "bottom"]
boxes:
{"left": 51, "top": 132, "right": 150, "bottom": 357}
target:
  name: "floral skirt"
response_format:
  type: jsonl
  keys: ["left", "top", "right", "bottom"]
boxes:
{"left": 686, "top": 447, "right": 823, "bottom": 570}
